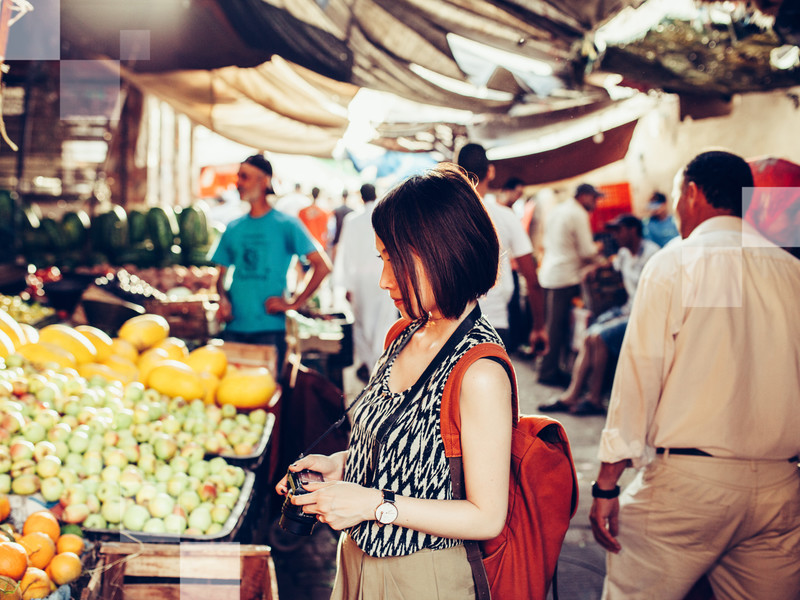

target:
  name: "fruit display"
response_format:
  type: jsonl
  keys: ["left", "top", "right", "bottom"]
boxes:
{"left": 13, "top": 203, "right": 217, "bottom": 270}
{"left": 0, "top": 505, "right": 84, "bottom": 598}
{"left": 0, "top": 311, "right": 277, "bottom": 542}
{"left": 0, "top": 296, "right": 55, "bottom": 327}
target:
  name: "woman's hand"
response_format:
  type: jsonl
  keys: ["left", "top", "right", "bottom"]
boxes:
{"left": 275, "top": 451, "right": 348, "bottom": 496}
{"left": 289, "top": 481, "right": 381, "bottom": 531}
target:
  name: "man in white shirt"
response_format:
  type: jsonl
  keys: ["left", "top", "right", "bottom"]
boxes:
{"left": 540, "top": 214, "right": 660, "bottom": 416}
{"left": 589, "top": 151, "right": 800, "bottom": 600}
{"left": 332, "top": 184, "right": 398, "bottom": 380}
{"left": 455, "top": 144, "right": 547, "bottom": 353}
{"left": 537, "top": 183, "right": 603, "bottom": 386}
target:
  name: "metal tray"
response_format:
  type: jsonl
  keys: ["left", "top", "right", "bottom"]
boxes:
{"left": 81, "top": 471, "right": 255, "bottom": 544}
{"left": 208, "top": 402, "right": 277, "bottom": 471}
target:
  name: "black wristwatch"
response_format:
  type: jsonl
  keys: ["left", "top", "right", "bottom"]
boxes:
{"left": 591, "top": 481, "right": 621, "bottom": 499}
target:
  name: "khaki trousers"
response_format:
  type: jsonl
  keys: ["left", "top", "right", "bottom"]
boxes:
{"left": 603, "top": 454, "right": 800, "bottom": 600}
{"left": 331, "top": 534, "right": 475, "bottom": 600}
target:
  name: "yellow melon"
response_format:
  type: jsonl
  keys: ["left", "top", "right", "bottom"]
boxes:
{"left": 147, "top": 360, "right": 204, "bottom": 400}
{"left": 197, "top": 371, "right": 220, "bottom": 405}
{"left": 184, "top": 345, "right": 228, "bottom": 378}
{"left": 152, "top": 337, "right": 189, "bottom": 360}
{"left": 136, "top": 347, "right": 171, "bottom": 384}
{"left": 117, "top": 315, "right": 169, "bottom": 352}
{"left": 17, "top": 343, "right": 76, "bottom": 370}
{"left": 216, "top": 368, "right": 277, "bottom": 410}
{"left": 38, "top": 325, "right": 97, "bottom": 364}
{"left": 0, "top": 311, "right": 24, "bottom": 349}
{"left": 101, "top": 354, "right": 138, "bottom": 383}
{"left": 110, "top": 338, "right": 138, "bottom": 363}
{"left": 74, "top": 325, "right": 113, "bottom": 362}
{"left": 77, "top": 362, "right": 127, "bottom": 384}
{"left": 18, "top": 324, "right": 39, "bottom": 345}
{"left": 0, "top": 331, "right": 15, "bottom": 360}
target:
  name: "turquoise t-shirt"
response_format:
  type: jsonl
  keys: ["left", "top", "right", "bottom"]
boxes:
{"left": 211, "top": 210, "right": 317, "bottom": 333}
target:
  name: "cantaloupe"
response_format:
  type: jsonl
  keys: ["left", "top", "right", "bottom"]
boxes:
{"left": 38, "top": 325, "right": 97, "bottom": 364}
{"left": 216, "top": 368, "right": 277, "bottom": 410}
{"left": 117, "top": 314, "right": 169, "bottom": 352}
{"left": 147, "top": 360, "right": 204, "bottom": 400}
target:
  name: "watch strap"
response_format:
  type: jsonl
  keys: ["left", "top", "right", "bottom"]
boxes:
{"left": 381, "top": 489, "right": 395, "bottom": 504}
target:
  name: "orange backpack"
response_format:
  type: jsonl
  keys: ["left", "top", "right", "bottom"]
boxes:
{"left": 441, "top": 343, "right": 579, "bottom": 600}
{"left": 383, "top": 322, "right": 579, "bottom": 599}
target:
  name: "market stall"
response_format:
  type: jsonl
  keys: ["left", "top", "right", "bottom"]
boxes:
{"left": 0, "top": 301, "right": 284, "bottom": 599}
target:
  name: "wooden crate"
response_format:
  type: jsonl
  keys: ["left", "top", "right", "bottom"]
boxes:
{"left": 145, "top": 297, "right": 221, "bottom": 341}
{"left": 210, "top": 340, "right": 279, "bottom": 377}
{"left": 80, "top": 542, "right": 278, "bottom": 600}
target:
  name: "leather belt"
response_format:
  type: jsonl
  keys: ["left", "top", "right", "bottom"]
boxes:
{"left": 657, "top": 448, "right": 799, "bottom": 462}
{"left": 656, "top": 447, "right": 711, "bottom": 457}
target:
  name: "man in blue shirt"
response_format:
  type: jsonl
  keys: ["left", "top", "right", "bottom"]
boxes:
{"left": 211, "top": 154, "right": 332, "bottom": 369}
{"left": 642, "top": 192, "right": 679, "bottom": 247}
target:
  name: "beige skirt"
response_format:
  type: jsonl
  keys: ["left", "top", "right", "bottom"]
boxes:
{"left": 330, "top": 534, "right": 476, "bottom": 600}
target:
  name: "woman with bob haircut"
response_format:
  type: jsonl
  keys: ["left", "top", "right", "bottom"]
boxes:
{"left": 277, "top": 164, "right": 513, "bottom": 599}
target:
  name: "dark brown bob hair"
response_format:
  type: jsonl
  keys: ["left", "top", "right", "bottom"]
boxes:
{"left": 372, "top": 163, "right": 499, "bottom": 320}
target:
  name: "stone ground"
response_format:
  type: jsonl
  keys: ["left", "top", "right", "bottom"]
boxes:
{"left": 268, "top": 354, "right": 611, "bottom": 600}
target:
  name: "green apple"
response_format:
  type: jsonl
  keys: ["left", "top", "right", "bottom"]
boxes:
{"left": 166, "top": 473, "right": 188, "bottom": 497}
{"left": 188, "top": 461, "right": 209, "bottom": 481}
{"left": 178, "top": 489, "right": 201, "bottom": 514}
{"left": 135, "top": 482, "right": 158, "bottom": 506}
{"left": 82, "top": 450, "right": 104, "bottom": 476}
{"left": 123, "top": 504, "right": 150, "bottom": 531}
{"left": 210, "top": 504, "right": 230, "bottom": 525}
{"left": 169, "top": 456, "right": 189, "bottom": 474}
{"left": 101, "top": 465, "right": 122, "bottom": 483}
{"left": 47, "top": 423, "right": 71, "bottom": 443}
{"left": 97, "top": 480, "right": 122, "bottom": 503}
{"left": 11, "top": 473, "right": 40, "bottom": 495}
{"left": 180, "top": 443, "right": 205, "bottom": 464}
{"left": 112, "top": 408, "right": 134, "bottom": 431}
{"left": 206, "top": 522, "right": 223, "bottom": 537}
{"left": 124, "top": 382, "right": 145, "bottom": 404}
{"left": 10, "top": 439, "right": 34, "bottom": 461}
{"left": 143, "top": 517, "right": 166, "bottom": 534}
{"left": 148, "top": 492, "right": 175, "bottom": 519}
{"left": 60, "top": 482, "right": 88, "bottom": 506}
{"left": 103, "top": 449, "right": 128, "bottom": 469}
{"left": 154, "top": 463, "right": 173, "bottom": 483}
{"left": 163, "top": 513, "right": 187, "bottom": 534}
{"left": 119, "top": 467, "right": 144, "bottom": 497}
{"left": 188, "top": 506, "right": 212, "bottom": 533}
{"left": 86, "top": 493, "right": 101, "bottom": 513}
{"left": 208, "top": 457, "right": 228, "bottom": 475}
{"left": 83, "top": 513, "right": 107, "bottom": 530}
{"left": 153, "top": 434, "right": 178, "bottom": 461}
{"left": 40, "top": 476, "right": 64, "bottom": 502}
{"left": 36, "top": 455, "right": 61, "bottom": 479}
{"left": 63, "top": 502, "right": 90, "bottom": 524}
{"left": 67, "top": 431, "right": 90, "bottom": 454}
{"left": 101, "top": 497, "right": 126, "bottom": 524}
{"left": 57, "top": 466, "right": 79, "bottom": 487}
{"left": 216, "top": 491, "right": 238, "bottom": 510}
{"left": 0, "top": 474, "right": 11, "bottom": 493}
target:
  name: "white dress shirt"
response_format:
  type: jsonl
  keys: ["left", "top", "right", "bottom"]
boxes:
{"left": 613, "top": 238, "right": 661, "bottom": 315}
{"left": 599, "top": 216, "right": 800, "bottom": 467}
{"left": 538, "top": 197, "right": 598, "bottom": 289}
{"left": 479, "top": 200, "right": 534, "bottom": 331}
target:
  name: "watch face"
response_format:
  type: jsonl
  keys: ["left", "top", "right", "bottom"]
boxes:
{"left": 376, "top": 502, "right": 398, "bottom": 525}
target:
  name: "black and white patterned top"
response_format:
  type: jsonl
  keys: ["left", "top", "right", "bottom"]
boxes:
{"left": 344, "top": 313, "right": 503, "bottom": 557}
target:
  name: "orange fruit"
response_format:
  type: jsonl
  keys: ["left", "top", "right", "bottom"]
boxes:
{"left": 0, "top": 575, "right": 20, "bottom": 599}
{"left": 0, "top": 496, "right": 10, "bottom": 522}
{"left": 0, "top": 542, "right": 28, "bottom": 581}
{"left": 18, "top": 533, "right": 54, "bottom": 571}
{"left": 45, "top": 552, "right": 81, "bottom": 586}
{"left": 19, "top": 568, "right": 50, "bottom": 600}
{"left": 21, "top": 513, "right": 59, "bottom": 545}
{"left": 55, "top": 534, "right": 83, "bottom": 556}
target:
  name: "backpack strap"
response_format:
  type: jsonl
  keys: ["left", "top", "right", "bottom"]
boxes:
{"left": 441, "top": 342, "right": 516, "bottom": 600}
{"left": 384, "top": 318, "right": 413, "bottom": 350}
{"left": 440, "top": 343, "right": 518, "bottom": 460}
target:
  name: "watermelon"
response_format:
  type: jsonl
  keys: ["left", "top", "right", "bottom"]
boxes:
{"left": 102, "top": 205, "right": 130, "bottom": 251}
{"left": 61, "top": 210, "right": 91, "bottom": 249}
{"left": 128, "top": 209, "right": 149, "bottom": 244}
{"left": 20, "top": 209, "right": 49, "bottom": 252}
{"left": 40, "top": 217, "right": 68, "bottom": 251}
{"left": 178, "top": 202, "right": 210, "bottom": 249}
{"left": 147, "top": 206, "right": 180, "bottom": 251}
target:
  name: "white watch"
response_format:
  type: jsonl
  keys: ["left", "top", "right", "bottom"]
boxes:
{"left": 375, "top": 489, "right": 398, "bottom": 526}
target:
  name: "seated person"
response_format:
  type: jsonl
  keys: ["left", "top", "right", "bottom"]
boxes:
{"left": 539, "top": 214, "right": 659, "bottom": 415}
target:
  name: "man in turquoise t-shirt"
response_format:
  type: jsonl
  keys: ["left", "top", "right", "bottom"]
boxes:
{"left": 210, "top": 154, "right": 332, "bottom": 369}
